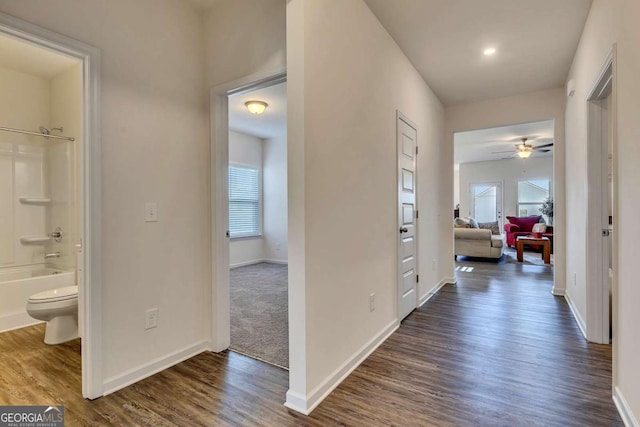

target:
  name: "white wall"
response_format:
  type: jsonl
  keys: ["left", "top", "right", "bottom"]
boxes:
{"left": 0, "top": 67, "right": 49, "bottom": 268}
{"left": 228, "top": 130, "right": 264, "bottom": 267}
{"left": 0, "top": 0, "right": 210, "bottom": 387}
{"left": 204, "top": 0, "right": 286, "bottom": 89}
{"left": 458, "top": 157, "right": 553, "bottom": 223}
{"left": 263, "top": 134, "right": 288, "bottom": 262}
{"left": 287, "top": 0, "right": 446, "bottom": 412}
{"left": 565, "top": 0, "right": 640, "bottom": 421}
{"left": 445, "top": 88, "right": 566, "bottom": 295}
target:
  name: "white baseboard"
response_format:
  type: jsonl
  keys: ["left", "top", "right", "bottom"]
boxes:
{"left": 564, "top": 292, "right": 587, "bottom": 339}
{"left": 285, "top": 320, "right": 398, "bottom": 415}
{"left": 552, "top": 286, "right": 565, "bottom": 296}
{"left": 103, "top": 340, "right": 209, "bottom": 395}
{"left": 614, "top": 386, "right": 640, "bottom": 427}
{"left": 264, "top": 259, "right": 288, "bottom": 265}
{"left": 230, "top": 258, "right": 288, "bottom": 268}
{"left": 284, "top": 390, "right": 308, "bottom": 414}
{"left": 418, "top": 277, "right": 450, "bottom": 308}
{"left": 443, "top": 276, "right": 457, "bottom": 285}
{"left": 230, "top": 259, "right": 265, "bottom": 269}
{"left": 0, "top": 312, "right": 42, "bottom": 333}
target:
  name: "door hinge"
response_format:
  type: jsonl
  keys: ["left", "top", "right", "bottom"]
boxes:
{"left": 416, "top": 210, "right": 419, "bottom": 219}
{"left": 415, "top": 146, "right": 419, "bottom": 155}
{"left": 226, "top": 230, "right": 230, "bottom": 238}
{"left": 416, "top": 274, "right": 419, "bottom": 283}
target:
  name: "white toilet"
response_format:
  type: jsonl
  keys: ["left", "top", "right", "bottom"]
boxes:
{"left": 26, "top": 285, "right": 79, "bottom": 345}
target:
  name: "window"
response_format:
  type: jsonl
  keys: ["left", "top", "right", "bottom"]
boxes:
{"left": 228, "top": 165, "right": 261, "bottom": 238}
{"left": 517, "top": 179, "right": 550, "bottom": 219}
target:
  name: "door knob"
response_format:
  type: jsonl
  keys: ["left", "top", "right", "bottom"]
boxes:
{"left": 399, "top": 227, "right": 408, "bottom": 233}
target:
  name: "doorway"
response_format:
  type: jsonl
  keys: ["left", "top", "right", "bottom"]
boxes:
{"left": 585, "top": 50, "right": 615, "bottom": 345}
{"left": 209, "top": 71, "right": 288, "bottom": 370}
{"left": 453, "top": 120, "right": 555, "bottom": 270}
{"left": 227, "top": 82, "right": 288, "bottom": 368}
{"left": 0, "top": 13, "right": 101, "bottom": 399}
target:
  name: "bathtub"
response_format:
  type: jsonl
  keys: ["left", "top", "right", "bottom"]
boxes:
{"left": 0, "top": 264, "right": 75, "bottom": 333}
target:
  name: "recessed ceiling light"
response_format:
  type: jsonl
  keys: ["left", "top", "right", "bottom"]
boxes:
{"left": 483, "top": 47, "right": 497, "bottom": 56}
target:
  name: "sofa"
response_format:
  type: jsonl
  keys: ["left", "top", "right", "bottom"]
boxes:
{"left": 454, "top": 228, "right": 504, "bottom": 259}
{"left": 504, "top": 215, "right": 554, "bottom": 252}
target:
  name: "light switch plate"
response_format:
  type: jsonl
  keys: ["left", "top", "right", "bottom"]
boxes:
{"left": 145, "top": 202, "right": 158, "bottom": 222}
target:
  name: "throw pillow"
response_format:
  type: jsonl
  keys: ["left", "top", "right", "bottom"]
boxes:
{"left": 532, "top": 223, "right": 547, "bottom": 233}
{"left": 468, "top": 217, "right": 479, "bottom": 228}
{"left": 506, "top": 215, "right": 542, "bottom": 232}
{"left": 454, "top": 217, "right": 471, "bottom": 228}
{"left": 478, "top": 221, "right": 500, "bottom": 235}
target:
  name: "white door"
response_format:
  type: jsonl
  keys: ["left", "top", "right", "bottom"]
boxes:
{"left": 397, "top": 113, "right": 418, "bottom": 321}
{"left": 469, "top": 182, "right": 502, "bottom": 227}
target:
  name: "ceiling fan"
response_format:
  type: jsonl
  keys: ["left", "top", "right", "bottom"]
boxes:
{"left": 493, "top": 137, "right": 554, "bottom": 159}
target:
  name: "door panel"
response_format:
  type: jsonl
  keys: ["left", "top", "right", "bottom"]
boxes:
{"left": 398, "top": 114, "right": 418, "bottom": 321}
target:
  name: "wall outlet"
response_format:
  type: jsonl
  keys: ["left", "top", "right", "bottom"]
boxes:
{"left": 145, "top": 202, "right": 158, "bottom": 222}
{"left": 145, "top": 308, "right": 158, "bottom": 330}
{"left": 369, "top": 293, "right": 376, "bottom": 312}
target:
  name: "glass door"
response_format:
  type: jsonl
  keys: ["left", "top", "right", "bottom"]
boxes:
{"left": 469, "top": 182, "right": 502, "bottom": 227}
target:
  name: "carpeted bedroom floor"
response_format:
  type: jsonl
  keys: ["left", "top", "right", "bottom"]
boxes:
{"left": 230, "top": 262, "right": 288, "bottom": 369}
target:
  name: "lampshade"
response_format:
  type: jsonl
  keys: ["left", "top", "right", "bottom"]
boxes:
{"left": 245, "top": 100, "right": 268, "bottom": 115}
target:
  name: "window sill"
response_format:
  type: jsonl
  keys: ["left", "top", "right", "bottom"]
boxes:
{"left": 230, "top": 235, "right": 263, "bottom": 241}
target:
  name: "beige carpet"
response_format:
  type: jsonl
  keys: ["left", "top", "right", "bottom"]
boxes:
{"left": 230, "top": 262, "right": 288, "bottom": 368}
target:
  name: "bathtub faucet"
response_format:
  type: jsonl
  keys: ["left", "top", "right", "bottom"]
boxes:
{"left": 44, "top": 252, "right": 61, "bottom": 259}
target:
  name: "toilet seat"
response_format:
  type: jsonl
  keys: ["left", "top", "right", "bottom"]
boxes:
{"left": 28, "top": 285, "right": 78, "bottom": 304}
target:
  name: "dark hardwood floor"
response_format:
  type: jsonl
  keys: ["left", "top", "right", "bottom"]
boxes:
{"left": 0, "top": 258, "right": 621, "bottom": 426}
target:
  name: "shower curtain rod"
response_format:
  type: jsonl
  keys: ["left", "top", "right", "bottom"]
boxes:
{"left": 0, "top": 126, "right": 75, "bottom": 142}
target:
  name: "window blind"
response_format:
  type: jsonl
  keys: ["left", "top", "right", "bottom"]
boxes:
{"left": 228, "top": 166, "right": 261, "bottom": 238}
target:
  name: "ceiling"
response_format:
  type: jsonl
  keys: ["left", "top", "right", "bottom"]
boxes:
{"left": 229, "top": 82, "right": 287, "bottom": 139}
{"left": 454, "top": 120, "right": 554, "bottom": 167}
{"left": 364, "top": 0, "right": 592, "bottom": 106}
{"left": 0, "top": 34, "right": 79, "bottom": 79}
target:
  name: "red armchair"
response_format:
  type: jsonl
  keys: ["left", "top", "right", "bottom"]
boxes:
{"left": 504, "top": 215, "right": 554, "bottom": 251}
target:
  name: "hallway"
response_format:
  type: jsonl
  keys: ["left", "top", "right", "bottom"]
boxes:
{"left": 0, "top": 259, "right": 620, "bottom": 425}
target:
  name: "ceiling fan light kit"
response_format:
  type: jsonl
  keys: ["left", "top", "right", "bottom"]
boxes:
{"left": 516, "top": 148, "right": 533, "bottom": 159}
{"left": 513, "top": 137, "right": 553, "bottom": 159}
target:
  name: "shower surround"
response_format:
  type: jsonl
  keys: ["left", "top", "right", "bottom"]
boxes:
{"left": 0, "top": 62, "right": 82, "bottom": 332}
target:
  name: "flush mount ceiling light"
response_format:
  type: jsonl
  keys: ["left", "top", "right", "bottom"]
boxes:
{"left": 483, "top": 47, "right": 497, "bottom": 56}
{"left": 245, "top": 100, "right": 268, "bottom": 115}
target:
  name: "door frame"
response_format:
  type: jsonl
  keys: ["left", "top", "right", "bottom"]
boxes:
{"left": 209, "top": 68, "right": 286, "bottom": 352}
{"left": 585, "top": 46, "right": 617, "bottom": 346}
{"left": 0, "top": 12, "right": 103, "bottom": 398}
{"left": 468, "top": 180, "right": 503, "bottom": 228}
